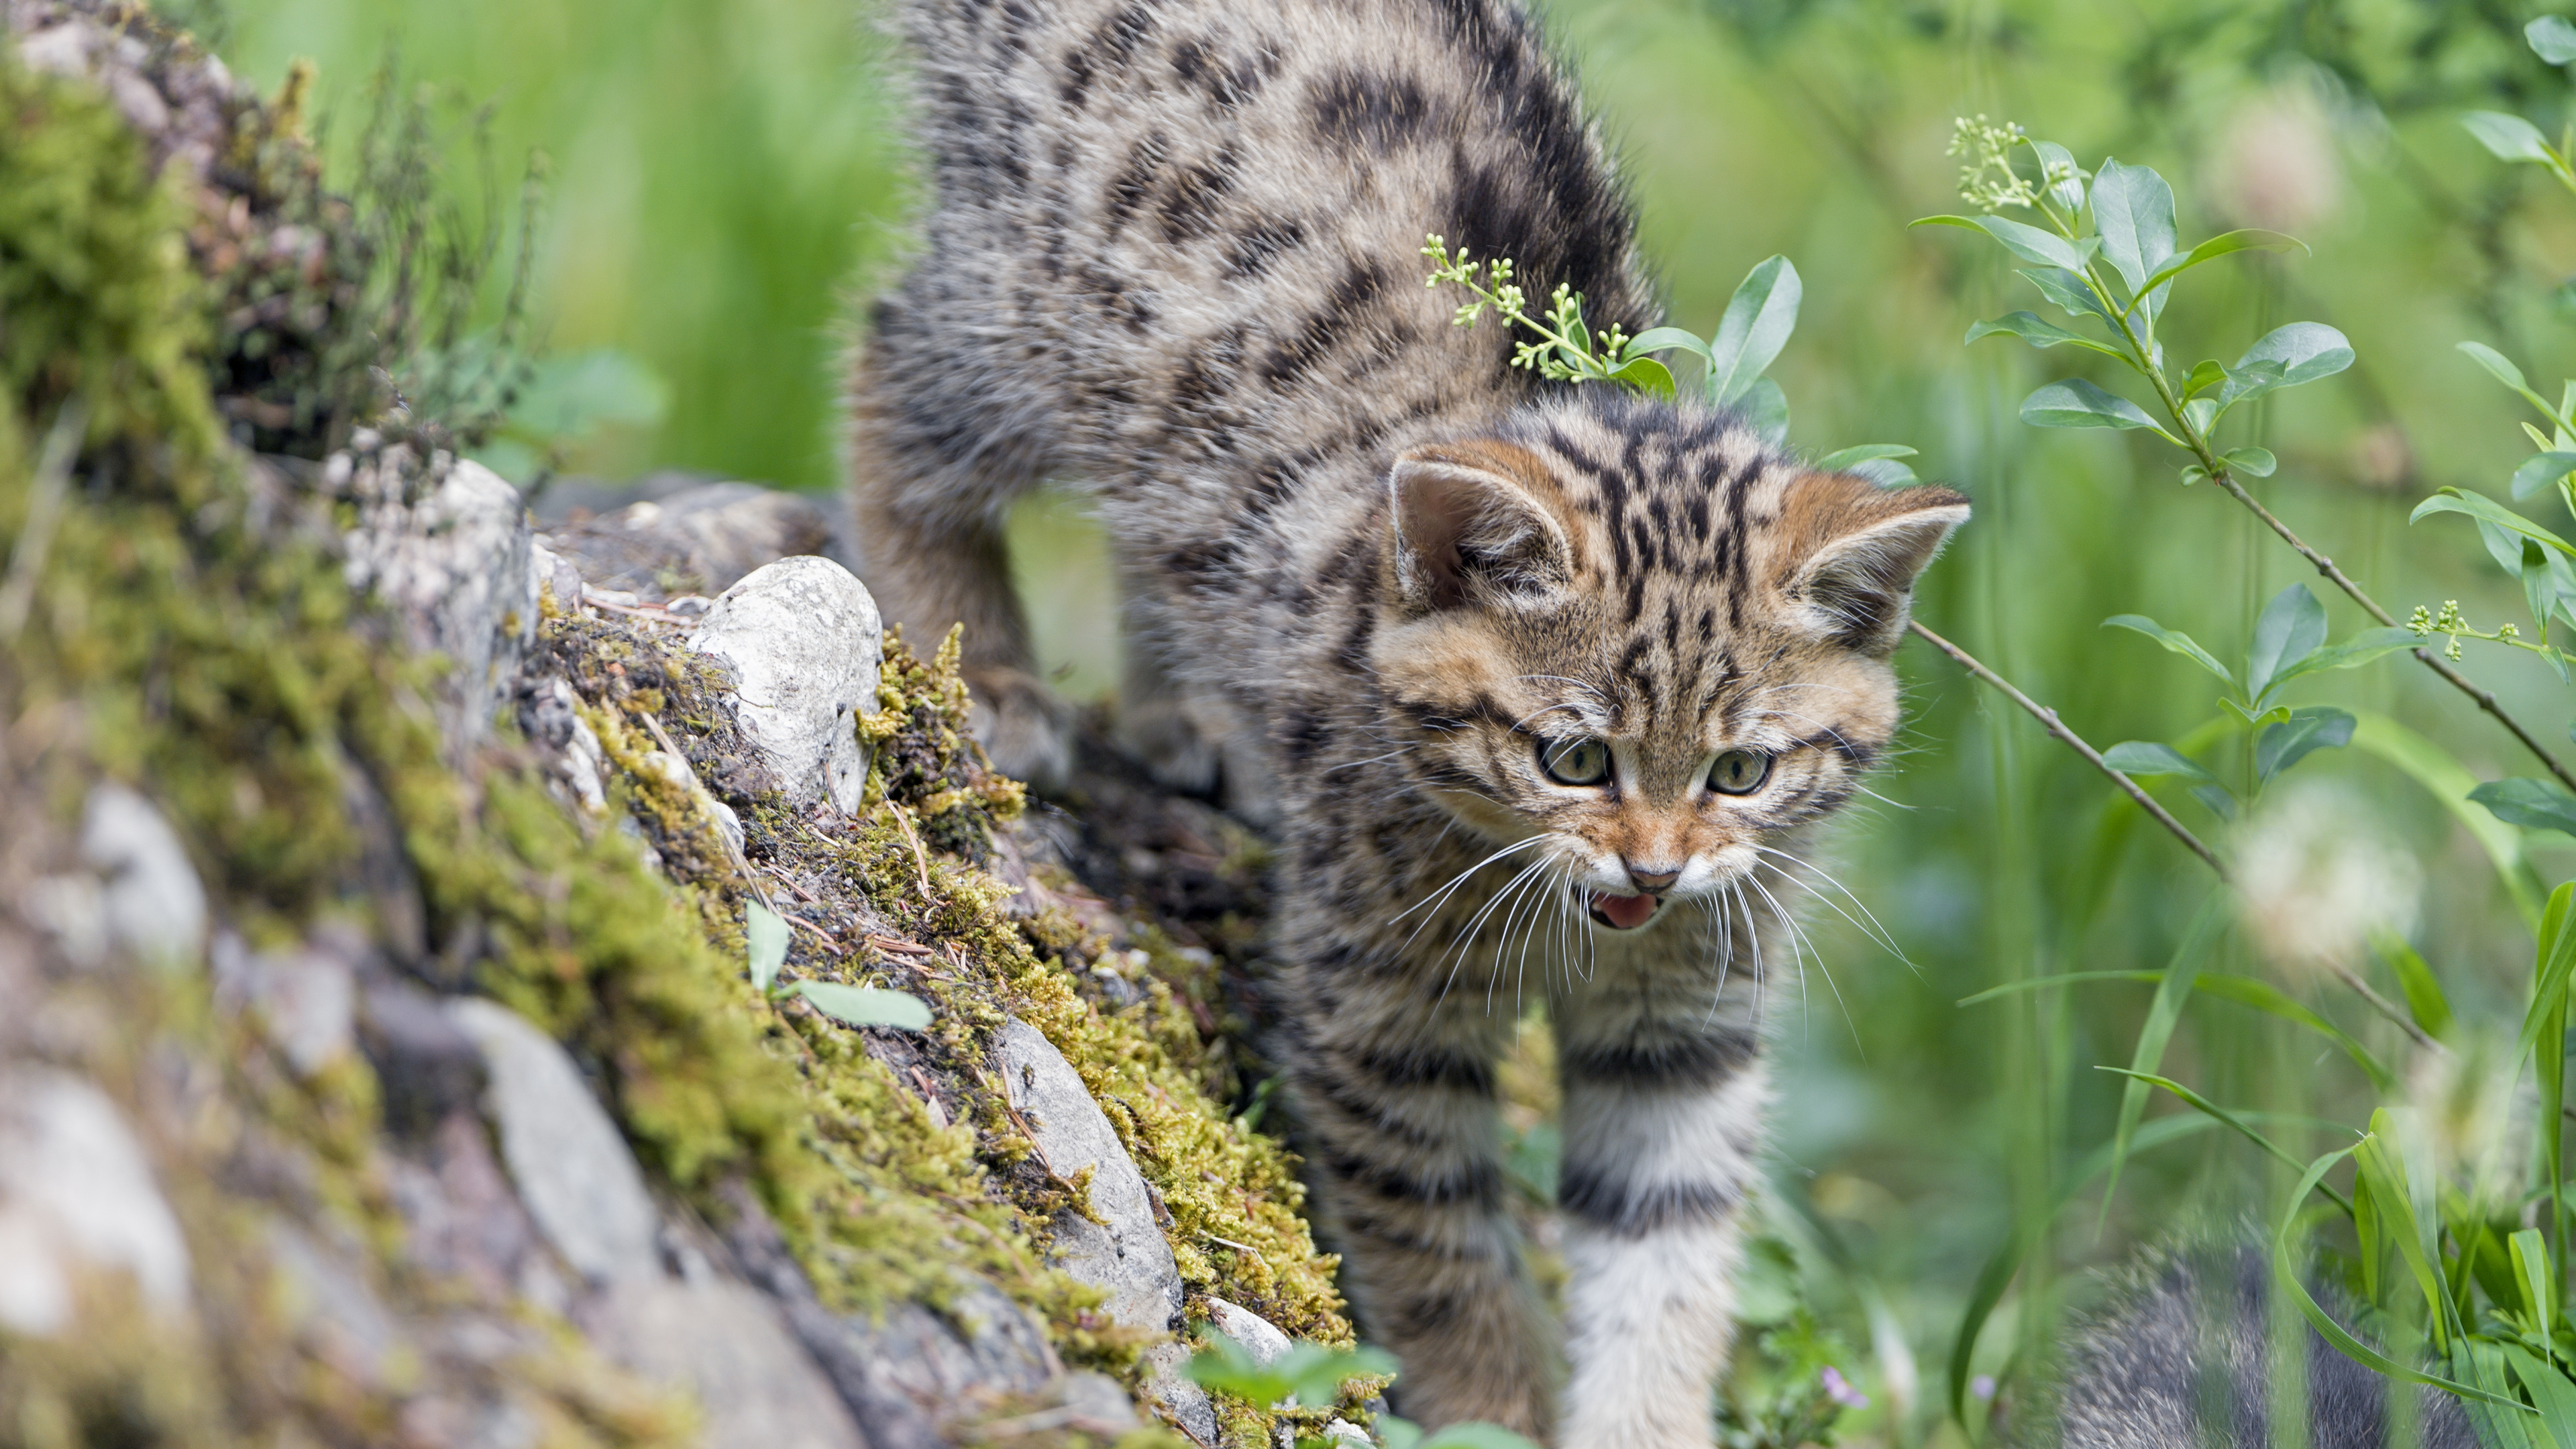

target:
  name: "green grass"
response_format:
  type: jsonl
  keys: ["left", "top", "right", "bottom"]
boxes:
{"left": 208, "top": 0, "right": 2576, "bottom": 1442}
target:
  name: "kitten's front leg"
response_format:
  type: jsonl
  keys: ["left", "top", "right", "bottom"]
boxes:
{"left": 1551, "top": 1007, "right": 1768, "bottom": 1449}
{"left": 1283, "top": 963, "right": 1556, "bottom": 1438}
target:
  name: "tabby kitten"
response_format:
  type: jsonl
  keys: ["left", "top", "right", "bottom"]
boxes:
{"left": 847, "top": 0, "right": 1968, "bottom": 1443}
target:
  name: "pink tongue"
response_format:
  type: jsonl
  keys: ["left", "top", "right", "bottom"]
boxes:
{"left": 1596, "top": 893, "right": 1658, "bottom": 929}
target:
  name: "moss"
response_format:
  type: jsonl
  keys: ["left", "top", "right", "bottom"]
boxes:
{"left": 0, "top": 49, "right": 221, "bottom": 480}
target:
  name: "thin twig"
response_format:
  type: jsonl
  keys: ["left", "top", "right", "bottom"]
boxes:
{"left": 2322, "top": 958, "right": 2440, "bottom": 1053}
{"left": 2204, "top": 469, "right": 2576, "bottom": 796}
{"left": 0, "top": 398, "right": 90, "bottom": 642}
{"left": 1911, "top": 620, "right": 2231, "bottom": 881}
{"left": 888, "top": 802, "right": 934, "bottom": 897}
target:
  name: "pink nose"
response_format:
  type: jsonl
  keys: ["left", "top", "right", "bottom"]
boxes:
{"left": 1626, "top": 863, "right": 1681, "bottom": 893}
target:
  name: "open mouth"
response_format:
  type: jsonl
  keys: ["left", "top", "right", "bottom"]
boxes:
{"left": 1587, "top": 892, "right": 1660, "bottom": 930}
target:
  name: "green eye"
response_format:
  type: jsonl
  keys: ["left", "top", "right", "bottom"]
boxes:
{"left": 1709, "top": 749, "right": 1771, "bottom": 795}
{"left": 1539, "top": 737, "right": 1611, "bottom": 786}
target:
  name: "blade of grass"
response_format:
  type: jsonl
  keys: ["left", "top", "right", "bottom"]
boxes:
{"left": 2096, "top": 1068, "right": 2353, "bottom": 1212}
{"left": 2100, "top": 894, "right": 2230, "bottom": 1230}
{"left": 2274, "top": 1145, "right": 2526, "bottom": 1411}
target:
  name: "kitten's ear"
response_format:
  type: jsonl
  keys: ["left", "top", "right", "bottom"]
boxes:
{"left": 1388, "top": 441, "right": 1576, "bottom": 614}
{"left": 1780, "top": 474, "right": 1970, "bottom": 653}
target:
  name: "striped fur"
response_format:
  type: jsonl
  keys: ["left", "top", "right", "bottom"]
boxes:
{"left": 846, "top": 2, "right": 1968, "bottom": 1442}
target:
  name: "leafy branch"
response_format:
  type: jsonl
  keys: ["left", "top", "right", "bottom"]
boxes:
{"left": 1915, "top": 119, "right": 2576, "bottom": 802}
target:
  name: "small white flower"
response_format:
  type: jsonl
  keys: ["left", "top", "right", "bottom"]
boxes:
{"left": 2234, "top": 777, "right": 2422, "bottom": 979}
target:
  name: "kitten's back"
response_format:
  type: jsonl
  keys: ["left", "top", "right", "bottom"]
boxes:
{"left": 867, "top": 0, "right": 1657, "bottom": 506}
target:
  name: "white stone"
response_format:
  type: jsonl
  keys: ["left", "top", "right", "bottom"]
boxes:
{"left": 81, "top": 782, "right": 207, "bottom": 969}
{"left": 686, "top": 556, "right": 880, "bottom": 816}
{"left": 445, "top": 999, "right": 661, "bottom": 1285}
{"left": 0, "top": 1071, "right": 193, "bottom": 1335}
{"left": 1204, "top": 1295, "right": 1293, "bottom": 1366}
{"left": 996, "top": 1018, "right": 1214, "bottom": 1442}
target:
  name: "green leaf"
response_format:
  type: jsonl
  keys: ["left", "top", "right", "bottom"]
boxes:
{"left": 1378, "top": 1419, "right": 1426, "bottom": 1449}
{"left": 2275, "top": 1148, "right": 2526, "bottom": 1410}
{"left": 2457, "top": 1342, "right": 2551, "bottom": 1448}
{"left": 1913, "top": 213, "right": 2098, "bottom": 274}
{"left": 2374, "top": 932, "right": 2454, "bottom": 1040}
{"left": 1814, "top": 443, "right": 1919, "bottom": 471}
{"left": 794, "top": 981, "right": 933, "bottom": 1031}
{"left": 1619, "top": 327, "right": 1711, "bottom": 365}
{"left": 2247, "top": 584, "right": 2328, "bottom": 703}
{"left": 2096, "top": 1068, "right": 2351, "bottom": 1208}
{"left": 746, "top": 900, "right": 790, "bottom": 995}
{"left": 1740, "top": 376, "right": 1790, "bottom": 447}
{"left": 2102, "top": 614, "right": 2238, "bottom": 687}
{"left": 2464, "top": 338, "right": 2534, "bottom": 390}
{"left": 2222, "top": 445, "right": 2277, "bottom": 478}
{"left": 2502, "top": 1343, "right": 2576, "bottom": 1449}
{"left": 2514, "top": 1228, "right": 2555, "bottom": 1340}
{"left": 2532, "top": 15, "right": 2576, "bottom": 63}
{"left": 2411, "top": 488, "right": 2576, "bottom": 557}
{"left": 2235, "top": 322, "right": 2354, "bottom": 392}
{"left": 2090, "top": 160, "right": 2179, "bottom": 294}
{"left": 2210, "top": 359, "right": 2288, "bottom": 417}
{"left": 2466, "top": 110, "right": 2560, "bottom": 165}
{"left": 1705, "top": 255, "right": 1801, "bottom": 407}
{"left": 2517, "top": 885, "right": 2576, "bottom": 1109}
{"left": 2184, "top": 359, "right": 2228, "bottom": 397}
{"left": 2255, "top": 705, "right": 2355, "bottom": 783}
{"left": 2511, "top": 451, "right": 2576, "bottom": 500}
{"left": 2102, "top": 741, "right": 2218, "bottom": 786}
{"left": 2022, "top": 378, "right": 2171, "bottom": 437}
{"left": 1607, "top": 355, "right": 1677, "bottom": 398}
{"left": 2472, "top": 777, "right": 2576, "bottom": 836}
{"left": 2137, "top": 229, "right": 2308, "bottom": 294}
{"left": 2460, "top": 340, "right": 2573, "bottom": 427}
{"left": 1275, "top": 1342, "right": 1401, "bottom": 1407}
{"left": 2018, "top": 266, "right": 2118, "bottom": 325}
{"left": 1964, "top": 310, "right": 2127, "bottom": 359}
{"left": 2033, "top": 139, "right": 2088, "bottom": 212}
{"left": 2265, "top": 627, "right": 2419, "bottom": 691}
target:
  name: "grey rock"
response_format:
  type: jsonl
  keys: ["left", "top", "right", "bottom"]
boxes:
{"left": 1055, "top": 1372, "right": 1144, "bottom": 1434}
{"left": 264, "top": 1220, "right": 403, "bottom": 1387}
{"left": 539, "top": 480, "right": 841, "bottom": 600}
{"left": 1322, "top": 1419, "right": 1373, "bottom": 1446}
{"left": 1205, "top": 1295, "right": 1294, "bottom": 1366}
{"left": 0, "top": 1069, "right": 193, "bottom": 1335}
{"left": 213, "top": 932, "right": 356, "bottom": 1077}
{"left": 80, "top": 782, "right": 207, "bottom": 969}
{"left": 445, "top": 999, "right": 660, "bottom": 1285}
{"left": 851, "top": 1279, "right": 1060, "bottom": 1409}
{"left": 687, "top": 557, "right": 881, "bottom": 816}
{"left": 996, "top": 1018, "right": 1214, "bottom": 1440}
{"left": 341, "top": 451, "right": 539, "bottom": 756}
{"left": 583, "top": 1276, "right": 868, "bottom": 1449}
{"left": 357, "top": 977, "right": 488, "bottom": 1142}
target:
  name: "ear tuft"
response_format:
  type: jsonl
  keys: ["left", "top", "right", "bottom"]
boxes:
{"left": 1782, "top": 476, "right": 1970, "bottom": 653}
{"left": 1389, "top": 442, "right": 1576, "bottom": 614}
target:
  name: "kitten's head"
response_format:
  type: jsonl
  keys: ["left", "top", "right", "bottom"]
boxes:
{"left": 1371, "top": 390, "right": 1967, "bottom": 932}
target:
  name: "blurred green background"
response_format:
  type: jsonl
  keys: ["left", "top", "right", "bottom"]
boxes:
{"left": 207, "top": 0, "right": 2576, "bottom": 1440}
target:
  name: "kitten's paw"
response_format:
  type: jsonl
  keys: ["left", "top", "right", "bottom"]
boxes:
{"left": 1116, "top": 695, "right": 1222, "bottom": 797}
{"left": 963, "top": 665, "right": 1072, "bottom": 793}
